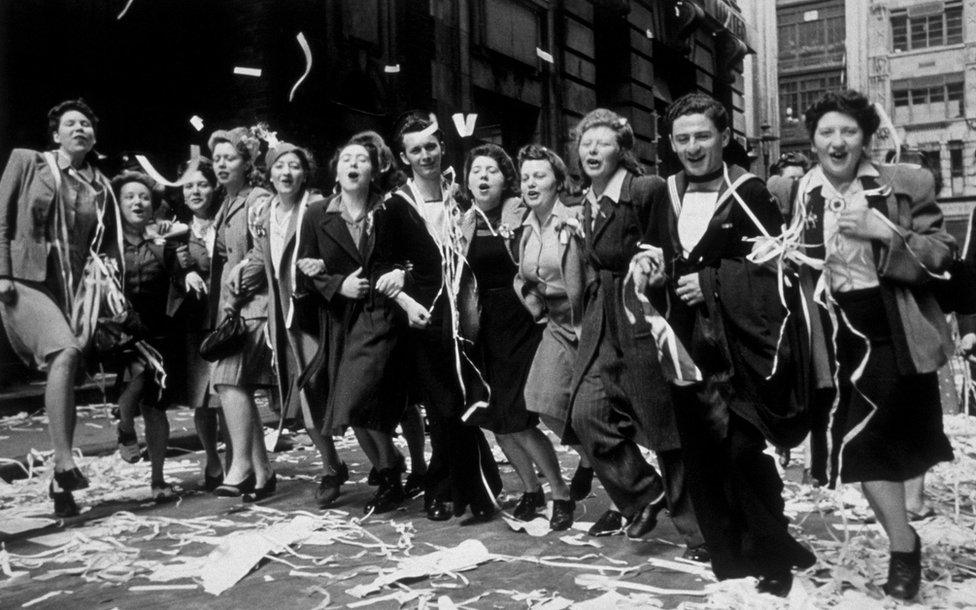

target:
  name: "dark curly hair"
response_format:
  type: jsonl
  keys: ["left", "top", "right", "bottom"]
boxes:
{"left": 461, "top": 143, "right": 519, "bottom": 207}
{"left": 392, "top": 110, "right": 444, "bottom": 154}
{"left": 517, "top": 144, "right": 572, "bottom": 194}
{"left": 47, "top": 98, "right": 99, "bottom": 137}
{"left": 112, "top": 170, "right": 161, "bottom": 214}
{"left": 330, "top": 131, "right": 399, "bottom": 196}
{"left": 572, "top": 108, "right": 643, "bottom": 185}
{"left": 804, "top": 90, "right": 881, "bottom": 141}
{"left": 665, "top": 92, "right": 729, "bottom": 132}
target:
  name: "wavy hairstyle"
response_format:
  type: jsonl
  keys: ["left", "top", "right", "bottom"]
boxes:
{"left": 460, "top": 143, "right": 519, "bottom": 207}
{"left": 803, "top": 89, "right": 881, "bottom": 141}
{"left": 517, "top": 144, "right": 572, "bottom": 194}
{"left": 572, "top": 108, "right": 643, "bottom": 185}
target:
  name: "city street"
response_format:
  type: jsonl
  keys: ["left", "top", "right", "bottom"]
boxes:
{"left": 1, "top": 406, "right": 975, "bottom": 609}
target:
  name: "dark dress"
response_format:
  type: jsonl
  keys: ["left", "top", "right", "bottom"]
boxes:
{"left": 379, "top": 185, "right": 502, "bottom": 513}
{"left": 462, "top": 208, "right": 541, "bottom": 434}
{"left": 297, "top": 193, "right": 405, "bottom": 435}
{"left": 646, "top": 164, "right": 815, "bottom": 581}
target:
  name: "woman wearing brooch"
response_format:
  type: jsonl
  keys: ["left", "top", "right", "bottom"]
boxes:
{"left": 456, "top": 143, "right": 572, "bottom": 528}
{"left": 790, "top": 90, "right": 955, "bottom": 601}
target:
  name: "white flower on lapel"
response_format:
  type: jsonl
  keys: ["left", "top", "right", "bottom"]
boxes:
{"left": 248, "top": 199, "right": 268, "bottom": 239}
{"left": 497, "top": 223, "right": 514, "bottom": 240}
{"left": 555, "top": 217, "right": 584, "bottom": 245}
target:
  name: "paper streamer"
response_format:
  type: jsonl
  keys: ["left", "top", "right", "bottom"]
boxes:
{"left": 418, "top": 113, "right": 440, "bottom": 140}
{"left": 189, "top": 115, "right": 204, "bottom": 131}
{"left": 384, "top": 64, "right": 401, "bottom": 73}
{"left": 288, "top": 32, "right": 312, "bottom": 102}
{"left": 451, "top": 113, "right": 478, "bottom": 138}
{"left": 233, "top": 66, "right": 262, "bottom": 77}
{"left": 135, "top": 146, "right": 200, "bottom": 188}
{"left": 116, "top": 0, "right": 136, "bottom": 20}
{"left": 536, "top": 48, "right": 554, "bottom": 63}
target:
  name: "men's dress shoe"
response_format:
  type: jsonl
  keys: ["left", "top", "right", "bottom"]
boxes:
{"left": 48, "top": 481, "right": 79, "bottom": 518}
{"left": 426, "top": 499, "right": 452, "bottom": 521}
{"left": 364, "top": 468, "right": 406, "bottom": 514}
{"left": 460, "top": 505, "right": 496, "bottom": 526}
{"left": 549, "top": 499, "right": 575, "bottom": 531}
{"left": 883, "top": 531, "right": 921, "bottom": 601}
{"left": 403, "top": 472, "right": 425, "bottom": 499}
{"left": 214, "top": 472, "right": 256, "bottom": 497}
{"left": 569, "top": 465, "right": 594, "bottom": 501}
{"left": 244, "top": 472, "right": 277, "bottom": 503}
{"left": 682, "top": 544, "right": 711, "bottom": 564}
{"left": 625, "top": 497, "right": 666, "bottom": 539}
{"left": 588, "top": 509, "right": 624, "bottom": 537}
{"left": 756, "top": 572, "right": 793, "bottom": 597}
{"left": 512, "top": 489, "right": 546, "bottom": 521}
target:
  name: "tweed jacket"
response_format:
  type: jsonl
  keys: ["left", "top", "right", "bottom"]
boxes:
{"left": 210, "top": 185, "right": 272, "bottom": 322}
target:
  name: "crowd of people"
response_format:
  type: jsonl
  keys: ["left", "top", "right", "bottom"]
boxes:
{"left": 0, "top": 88, "right": 965, "bottom": 601}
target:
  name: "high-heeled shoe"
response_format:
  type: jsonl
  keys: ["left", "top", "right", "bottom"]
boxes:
{"left": 549, "top": 499, "right": 575, "bottom": 531}
{"left": 364, "top": 468, "right": 405, "bottom": 514}
{"left": 315, "top": 463, "right": 349, "bottom": 507}
{"left": 883, "top": 530, "right": 921, "bottom": 600}
{"left": 53, "top": 466, "right": 90, "bottom": 492}
{"left": 203, "top": 471, "right": 224, "bottom": 492}
{"left": 49, "top": 481, "right": 79, "bottom": 518}
{"left": 214, "top": 472, "right": 256, "bottom": 497}
{"left": 367, "top": 452, "right": 406, "bottom": 486}
{"left": 244, "top": 472, "right": 277, "bottom": 503}
{"left": 512, "top": 489, "right": 546, "bottom": 521}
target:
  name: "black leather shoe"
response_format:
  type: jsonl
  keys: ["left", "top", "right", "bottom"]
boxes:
{"left": 588, "top": 509, "right": 624, "bottom": 537}
{"left": 512, "top": 489, "right": 546, "bottom": 521}
{"left": 315, "top": 464, "right": 348, "bottom": 508}
{"left": 569, "top": 465, "right": 594, "bottom": 501}
{"left": 682, "top": 544, "right": 711, "bottom": 564}
{"left": 214, "top": 472, "right": 256, "bottom": 497}
{"left": 53, "top": 467, "right": 89, "bottom": 492}
{"left": 244, "top": 472, "right": 277, "bottom": 503}
{"left": 460, "top": 505, "right": 496, "bottom": 526}
{"left": 49, "top": 481, "right": 79, "bottom": 518}
{"left": 364, "top": 468, "right": 405, "bottom": 514}
{"left": 625, "top": 497, "right": 666, "bottom": 539}
{"left": 203, "top": 471, "right": 224, "bottom": 492}
{"left": 426, "top": 499, "right": 452, "bottom": 521}
{"left": 549, "top": 499, "right": 575, "bottom": 531}
{"left": 756, "top": 572, "right": 793, "bottom": 597}
{"left": 883, "top": 531, "right": 921, "bottom": 601}
{"left": 367, "top": 453, "right": 406, "bottom": 486}
{"left": 403, "top": 472, "right": 425, "bottom": 499}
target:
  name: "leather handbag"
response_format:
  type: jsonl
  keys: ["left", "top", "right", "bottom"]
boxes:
{"left": 199, "top": 312, "right": 247, "bottom": 362}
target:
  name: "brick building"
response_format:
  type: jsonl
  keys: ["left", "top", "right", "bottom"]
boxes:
{"left": 0, "top": 0, "right": 754, "bottom": 383}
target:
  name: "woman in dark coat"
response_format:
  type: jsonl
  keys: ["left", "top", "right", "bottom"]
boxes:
{"left": 793, "top": 90, "right": 954, "bottom": 601}
{"left": 567, "top": 108, "right": 703, "bottom": 552}
{"left": 295, "top": 132, "right": 408, "bottom": 511}
{"left": 641, "top": 93, "right": 815, "bottom": 594}
{"left": 457, "top": 143, "right": 573, "bottom": 530}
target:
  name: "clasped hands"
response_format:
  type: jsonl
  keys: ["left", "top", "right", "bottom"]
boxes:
{"left": 296, "top": 258, "right": 404, "bottom": 300}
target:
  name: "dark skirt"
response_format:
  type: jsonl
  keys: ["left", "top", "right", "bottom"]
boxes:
{"left": 462, "top": 286, "right": 542, "bottom": 434}
{"left": 830, "top": 287, "right": 953, "bottom": 485}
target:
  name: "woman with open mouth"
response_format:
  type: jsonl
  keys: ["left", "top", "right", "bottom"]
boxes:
{"left": 788, "top": 90, "right": 956, "bottom": 601}
{"left": 166, "top": 157, "right": 229, "bottom": 492}
{"left": 452, "top": 143, "right": 571, "bottom": 527}
{"left": 207, "top": 127, "right": 276, "bottom": 500}
{"left": 112, "top": 170, "right": 179, "bottom": 502}
{"left": 295, "top": 132, "right": 408, "bottom": 512}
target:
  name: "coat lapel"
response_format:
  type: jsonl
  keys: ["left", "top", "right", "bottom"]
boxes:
{"left": 321, "top": 211, "right": 362, "bottom": 264}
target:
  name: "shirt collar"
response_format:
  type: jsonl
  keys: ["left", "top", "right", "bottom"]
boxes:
{"left": 521, "top": 199, "right": 568, "bottom": 233}
{"left": 804, "top": 160, "right": 879, "bottom": 196}
{"left": 586, "top": 167, "right": 627, "bottom": 206}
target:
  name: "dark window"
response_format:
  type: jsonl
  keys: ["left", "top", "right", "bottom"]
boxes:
{"left": 950, "top": 141, "right": 964, "bottom": 177}
{"left": 890, "top": 1, "right": 963, "bottom": 51}
{"left": 780, "top": 72, "right": 843, "bottom": 124}
{"left": 892, "top": 75, "right": 965, "bottom": 121}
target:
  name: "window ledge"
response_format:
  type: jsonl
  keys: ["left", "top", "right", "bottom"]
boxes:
{"left": 889, "top": 43, "right": 966, "bottom": 58}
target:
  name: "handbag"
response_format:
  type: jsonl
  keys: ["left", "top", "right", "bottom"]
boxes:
{"left": 199, "top": 312, "right": 247, "bottom": 362}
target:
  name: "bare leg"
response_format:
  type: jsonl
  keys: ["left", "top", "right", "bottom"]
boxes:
{"left": 247, "top": 396, "right": 273, "bottom": 486}
{"left": 354, "top": 427, "right": 382, "bottom": 470}
{"left": 46, "top": 347, "right": 81, "bottom": 471}
{"left": 117, "top": 363, "right": 146, "bottom": 439}
{"left": 495, "top": 432, "right": 541, "bottom": 493}
{"left": 904, "top": 474, "right": 927, "bottom": 515}
{"left": 217, "top": 384, "right": 256, "bottom": 485}
{"left": 400, "top": 404, "right": 427, "bottom": 475}
{"left": 518, "top": 427, "right": 570, "bottom": 500}
{"left": 862, "top": 480, "right": 915, "bottom": 552}
{"left": 141, "top": 403, "right": 170, "bottom": 483}
{"left": 194, "top": 407, "right": 223, "bottom": 477}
